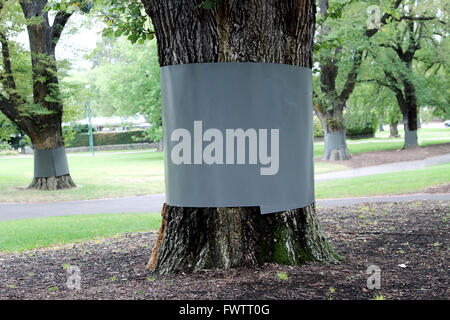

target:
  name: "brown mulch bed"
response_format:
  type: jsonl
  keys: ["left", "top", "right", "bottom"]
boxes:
{"left": 424, "top": 183, "right": 450, "bottom": 194}
{"left": 316, "top": 143, "right": 450, "bottom": 168}
{"left": 0, "top": 201, "right": 448, "bottom": 300}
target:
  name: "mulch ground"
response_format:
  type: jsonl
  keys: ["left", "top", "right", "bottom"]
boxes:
{"left": 424, "top": 183, "right": 450, "bottom": 194}
{"left": 0, "top": 201, "right": 448, "bottom": 300}
{"left": 316, "top": 142, "right": 450, "bottom": 168}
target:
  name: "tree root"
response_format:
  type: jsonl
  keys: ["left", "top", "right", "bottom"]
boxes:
{"left": 146, "top": 203, "right": 168, "bottom": 270}
{"left": 28, "top": 174, "right": 77, "bottom": 190}
{"left": 323, "top": 148, "right": 352, "bottom": 160}
{"left": 150, "top": 204, "right": 340, "bottom": 275}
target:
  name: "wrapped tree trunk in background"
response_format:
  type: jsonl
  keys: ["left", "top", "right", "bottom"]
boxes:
{"left": 21, "top": 1, "right": 75, "bottom": 190}
{"left": 0, "top": 0, "right": 76, "bottom": 190}
{"left": 142, "top": 0, "right": 339, "bottom": 274}
{"left": 389, "top": 120, "right": 400, "bottom": 138}
{"left": 313, "top": 0, "right": 356, "bottom": 161}
{"left": 315, "top": 108, "right": 352, "bottom": 161}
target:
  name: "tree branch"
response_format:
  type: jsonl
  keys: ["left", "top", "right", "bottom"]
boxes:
{"left": 51, "top": 10, "right": 73, "bottom": 48}
{"left": 0, "top": 30, "right": 23, "bottom": 104}
{"left": 379, "top": 42, "right": 404, "bottom": 58}
{"left": 396, "top": 16, "right": 446, "bottom": 25}
{"left": 365, "top": 0, "right": 404, "bottom": 37}
{"left": 338, "top": 51, "right": 362, "bottom": 104}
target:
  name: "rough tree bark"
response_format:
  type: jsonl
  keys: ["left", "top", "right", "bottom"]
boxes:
{"left": 0, "top": 0, "right": 76, "bottom": 190}
{"left": 142, "top": 0, "right": 340, "bottom": 275}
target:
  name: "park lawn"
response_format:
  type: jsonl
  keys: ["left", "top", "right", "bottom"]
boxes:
{"left": 0, "top": 213, "right": 161, "bottom": 252}
{"left": 0, "top": 151, "right": 165, "bottom": 203}
{"left": 314, "top": 162, "right": 348, "bottom": 174}
{"left": 0, "top": 150, "right": 347, "bottom": 202}
{"left": 375, "top": 127, "right": 450, "bottom": 139}
{"left": 0, "top": 130, "right": 448, "bottom": 202}
{"left": 313, "top": 140, "right": 403, "bottom": 158}
{"left": 315, "top": 162, "right": 450, "bottom": 199}
{"left": 313, "top": 127, "right": 450, "bottom": 158}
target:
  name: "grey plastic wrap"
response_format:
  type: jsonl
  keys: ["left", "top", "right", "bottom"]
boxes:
{"left": 404, "top": 130, "right": 418, "bottom": 147}
{"left": 33, "top": 146, "right": 70, "bottom": 178}
{"left": 161, "top": 62, "right": 314, "bottom": 214}
{"left": 324, "top": 132, "right": 348, "bottom": 151}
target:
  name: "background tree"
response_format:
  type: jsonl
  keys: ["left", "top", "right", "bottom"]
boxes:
{"left": 79, "top": 36, "right": 162, "bottom": 144}
{"left": 313, "top": 0, "right": 404, "bottom": 160}
{"left": 362, "top": 0, "right": 448, "bottom": 148}
{"left": 0, "top": 0, "right": 91, "bottom": 189}
{"left": 351, "top": 82, "right": 402, "bottom": 137}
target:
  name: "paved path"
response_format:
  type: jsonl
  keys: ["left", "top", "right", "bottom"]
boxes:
{"left": 0, "top": 193, "right": 449, "bottom": 221}
{"left": 315, "top": 153, "right": 450, "bottom": 181}
{"left": 1, "top": 153, "right": 448, "bottom": 221}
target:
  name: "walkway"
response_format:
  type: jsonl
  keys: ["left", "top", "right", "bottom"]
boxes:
{"left": 0, "top": 193, "right": 448, "bottom": 221}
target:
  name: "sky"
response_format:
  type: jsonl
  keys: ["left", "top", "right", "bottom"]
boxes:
{"left": 57, "top": 14, "right": 103, "bottom": 71}
{"left": 16, "top": 13, "right": 102, "bottom": 71}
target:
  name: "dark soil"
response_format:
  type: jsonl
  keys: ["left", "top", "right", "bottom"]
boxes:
{"left": 316, "top": 143, "right": 450, "bottom": 168}
{"left": 424, "top": 183, "right": 450, "bottom": 194}
{"left": 0, "top": 202, "right": 448, "bottom": 300}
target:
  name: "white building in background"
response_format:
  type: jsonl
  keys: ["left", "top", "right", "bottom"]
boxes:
{"left": 64, "top": 115, "right": 152, "bottom": 132}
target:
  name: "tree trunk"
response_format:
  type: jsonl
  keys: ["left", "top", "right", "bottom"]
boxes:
{"left": 315, "top": 109, "right": 351, "bottom": 160}
{"left": 402, "top": 78, "right": 419, "bottom": 148}
{"left": 389, "top": 120, "right": 399, "bottom": 138}
{"left": 142, "top": 0, "right": 339, "bottom": 274}
{"left": 27, "top": 118, "right": 76, "bottom": 190}
{"left": 19, "top": 1, "right": 76, "bottom": 189}
{"left": 323, "top": 130, "right": 351, "bottom": 160}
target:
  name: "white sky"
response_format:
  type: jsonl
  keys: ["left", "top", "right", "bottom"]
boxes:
{"left": 16, "top": 13, "right": 102, "bottom": 71}
{"left": 57, "top": 14, "right": 103, "bottom": 70}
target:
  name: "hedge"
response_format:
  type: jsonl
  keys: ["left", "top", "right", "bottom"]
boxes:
{"left": 344, "top": 108, "right": 378, "bottom": 138}
{"left": 67, "top": 130, "right": 152, "bottom": 147}
{"left": 313, "top": 116, "right": 324, "bottom": 138}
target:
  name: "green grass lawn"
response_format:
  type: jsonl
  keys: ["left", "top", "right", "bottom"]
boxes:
{"left": 314, "top": 128, "right": 450, "bottom": 158}
{"left": 0, "top": 150, "right": 348, "bottom": 202}
{"left": 375, "top": 127, "right": 450, "bottom": 139}
{"left": 315, "top": 162, "right": 450, "bottom": 199}
{"left": 0, "top": 213, "right": 161, "bottom": 252}
{"left": 0, "top": 151, "right": 165, "bottom": 203}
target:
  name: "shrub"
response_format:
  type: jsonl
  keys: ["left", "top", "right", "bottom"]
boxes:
{"left": 344, "top": 107, "right": 378, "bottom": 138}
{"left": 313, "top": 116, "right": 324, "bottom": 138}
{"left": 69, "top": 130, "right": 152, "bottom": 147}
{"left": 0, "top": 141, "right": 17, "bottom": 155}
{"left": 0, "top": 141, "right": 12, "bottom": 151}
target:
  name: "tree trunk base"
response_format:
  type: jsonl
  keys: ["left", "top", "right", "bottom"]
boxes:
{"left": 28, "top": 174, "right": 77, "bottom": 190}
{"left": 403, "top": 130, "right": 418, "bottom": 149}
{"left": 323, "top": 131, "right": 351, "bottom": 160}
{"left": 389, "top": 122, "right": 399, "bottom": 138}
{"left": 403, "top": 143, "right": 419, "bottom": 149}
{"left": 147, "top": 204, "right": 340, "bottom": 275}
{"left": 323, "top": 148, "right": 352, "bottom": 160}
